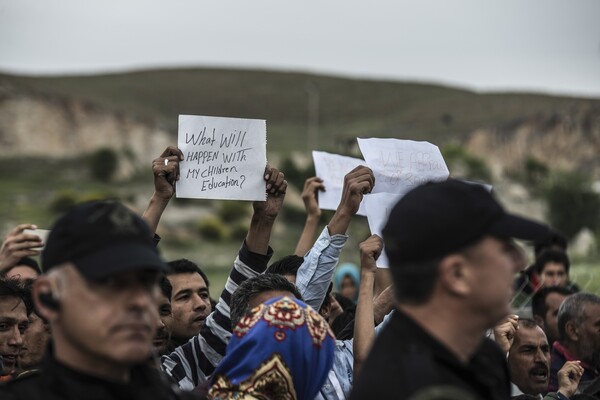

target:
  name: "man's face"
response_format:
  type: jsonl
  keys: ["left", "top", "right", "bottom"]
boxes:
{"left": 540, "top": 262, "right": 568, "bottom": 288}
{"left": 168, "top": 273, "right": 211, "bottom": 341}
{"left": 507, "top": 326, "right": 550, "bottom": 395}
{"left": 54, "top": 266, "right": 159, "bottom": 367}
{"left": 464, "top": 236, "right": 520, "bottom": 325}
{"left": 153, "top": 291, "right": 172, "bottom": 355}
{"left": 577, "top": 303, "right": 600, "bottom": 366}
{"left": 18, "top": 313, "right": 49, "bottom": 371}
{"left": 542, "top": 292, "right": 568, "bottom": 345}
{"left": 0, "top": 297, "right": 28, "bottom": 373}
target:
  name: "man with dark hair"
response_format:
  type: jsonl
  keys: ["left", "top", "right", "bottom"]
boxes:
{"left": 495, "top": 318, "right": 583, "bottom": 399}
{"left": 549, "top": 292, "right": 600, "bottom": 393}
{"left": 15, "top": 282, "right": 50, "bottom": 375}
{"left": 153, "top": 275, "right": 173, "bottom": 356}
{"left": 533, "top": 250, "right": 576, "bottom": 290}
{"left": 0, "top": 279, "right": 32, "bottom": 378}
{"left": 351, "top": 179, "right": 551, "bottom": 400}
{"left": 0, "top": 200, "right": 198, "bottom": 399}
{"left": 266, "top": 255, "right": 304, "bottom": 283}
{"left": 532, "top": 287, "right": 574, "bottom": 347}
{"left": 513, "top": 232, "right": 573, "bottom": 310}
{"left": 165, "top": 258, "right": 211, "bottom": 347}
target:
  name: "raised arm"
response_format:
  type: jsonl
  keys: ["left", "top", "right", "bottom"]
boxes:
{"left": 142, "top": 146, "right": 184, "bottom": 234}
{"left": 353, "top": 234, "right": 382, "bottom": 378}
{"left": 161, "top": 165, "right": 287, "bottom": 390}
{"left": 294, "top": 177, "right": 325, "bottom": 256}
{"left": 245, "top": 165, "right": 287, "bottom": 255}
{"left": 295, "top": 166, "right": 375, "bottom": 311}
{"left": 0, "top": 224, "right": 43, "bottom": 273}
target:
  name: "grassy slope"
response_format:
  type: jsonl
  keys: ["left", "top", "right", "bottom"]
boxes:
{"left": 2, "top": 68, "right": 598, "bottom": 154}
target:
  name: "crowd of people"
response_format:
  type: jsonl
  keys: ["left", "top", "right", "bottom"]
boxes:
{"left": 0, "top": 145, "right": 598, "bottom": 400}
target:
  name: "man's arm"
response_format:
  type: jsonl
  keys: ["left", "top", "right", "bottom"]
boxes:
{"left": 353, "top": 234, "right": 382, "bottom": 379}
{"left": 294, "top": 177, "right": 324, "bottom": 256}
{"left": 141, "top": 146, "right": 183, "bottom": 235}
{"left": 296, "top": 166, "right": 375, "bottom": 311}
{"left": 161, "top": 165, "right": 287, "bottom": 390}
{"left": 0, "top": 224, "right": 43, "bottom": 273}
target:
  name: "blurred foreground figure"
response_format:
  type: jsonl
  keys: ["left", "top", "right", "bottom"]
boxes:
{"left": 208, "top": 296, "right": 334, "bottom": 400}
{"left": 350, "top": 180, "right": 550, "bottom": 400}
{"left": 0, "top": 200, "right": 198, "bottom": 400}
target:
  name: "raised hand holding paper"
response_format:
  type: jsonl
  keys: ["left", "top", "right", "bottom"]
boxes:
{"left": 357, "top": 138, "right": 449, "bottom": 196}
{"left": 176, "top": 115, "right": 267, "bottom": 201}
{"left": 312, "top": 151, "right": 368, "bottom": 216}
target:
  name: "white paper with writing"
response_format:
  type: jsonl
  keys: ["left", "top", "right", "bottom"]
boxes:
{"left": 357, "top": 138, "right": 449, "bottom": 196}
{"left": 312, "top": 151, "right": 368, "bottom": 216}
{"left": 176, "top": 115, "right": 267, "bottom": 201}
{"left": 364, "top": 192, "right": 402, "bottom": 268}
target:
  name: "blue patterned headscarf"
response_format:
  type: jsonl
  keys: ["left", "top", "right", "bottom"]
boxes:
{"left": 208, "top": 296, "right": 335, "bottom": 400}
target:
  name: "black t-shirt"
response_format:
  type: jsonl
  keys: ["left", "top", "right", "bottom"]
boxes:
{"left": 350, "top": 310, "right": 510, "bottom": 400}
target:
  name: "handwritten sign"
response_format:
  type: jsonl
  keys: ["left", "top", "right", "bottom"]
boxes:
{"left": 357, "top": 138, "right": 449, "bottom": 196}
{"left": 312, "top": 151, "right": 368, "bottom": 216}
{"left": 176, "top": 115, "right": 267, "bottom": 201}
{"left": 364, "top": 193, "right": 402, "bottom": 268}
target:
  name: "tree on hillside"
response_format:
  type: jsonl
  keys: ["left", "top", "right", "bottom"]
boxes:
{"left": 544, "top": 171, "right": 600, "bottom": 240}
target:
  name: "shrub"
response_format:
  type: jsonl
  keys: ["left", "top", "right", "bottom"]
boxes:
{"left": 218, "top": 201, "right": 249, "bottom": 223}
{"left": 197, "top": 216, "right": 229, "bottom": 242}
{"left": 544, "top": 171, "right": 600, "bottom": 240}
{"left": 89, "top": 148, "right": 119, "bottom": 182}
{"left": 49, "top": 190, "right": 78, "bottom": 214}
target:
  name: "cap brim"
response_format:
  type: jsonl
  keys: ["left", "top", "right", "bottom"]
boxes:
{"left": 74, "top": 242, "right": 171, "bottom": 280}
{"left": 489, "top": 213, "right": 551, "bottom": 242}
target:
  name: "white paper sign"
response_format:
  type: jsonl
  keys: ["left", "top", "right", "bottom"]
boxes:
{"left": 357, "top": 138, "right": 449, "bottom": 196}
{"left": 176, "top": 115, "right": 267, "bottom": 201}
{"left": 312, "top": 151, "right": 368, "bottom": 216}
{"left": 364, "top": 193, "right": 402, "bottom": 268}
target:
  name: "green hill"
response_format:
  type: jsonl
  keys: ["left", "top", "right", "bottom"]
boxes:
{"left": 2, "top": 68, "right": 597, "bottom": 153}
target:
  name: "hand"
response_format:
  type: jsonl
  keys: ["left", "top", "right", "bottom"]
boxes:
{"left": 359, "top": 234, "right": 383, "bottom": 275}
{"left": 252, "top": 165, "right": 287, "bottom": 220}
{"left": 0, "top": 224, "right": 43, "bottom": 271}
{"left": 338, "top": 166, "right": 374, "bottom": 216}
{"left": 152, "top": 146, "right": 184, "bottom": 200}
{"left": 301, "top": 177, "right": 324, "bottom": 219}
{"left": 493, "top": 315, "right": 519, "bottom": 354}
{"left": 557, "top": 360, "right": 584, "bottom": 398}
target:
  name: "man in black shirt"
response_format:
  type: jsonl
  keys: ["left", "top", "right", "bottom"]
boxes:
{"left": 0, "top": 200, "right": 197, "bottom": 400}
{"left": 350, "top": 180, "right": 551, "bottom": 400}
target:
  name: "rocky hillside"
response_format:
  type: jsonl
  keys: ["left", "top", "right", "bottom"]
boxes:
{"left": 1, "top": 68, "right": 599, "bottom": 180}
{"left": 0, "top": 84, "right": 173, "bottom": 179}
{"left": 466, "top": 103, "right": 600, "bottom": 179}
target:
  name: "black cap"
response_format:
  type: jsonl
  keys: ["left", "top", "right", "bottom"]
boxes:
{"left": 42, "top": 200, "right": 171, "bottom": 280}
{"left": 383, "top": 180, "right": 551, "bottom": 265}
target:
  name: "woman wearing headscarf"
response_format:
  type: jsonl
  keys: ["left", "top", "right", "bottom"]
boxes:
{"left": 334, "top": 262, "right": 360, "bottom": 303}
{"left": 208, "top": 296, "right": 335, "bottom": 400}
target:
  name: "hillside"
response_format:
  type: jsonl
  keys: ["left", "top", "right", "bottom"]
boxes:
{"left": 2, "top": 68, "right": 599, "bottom": 161}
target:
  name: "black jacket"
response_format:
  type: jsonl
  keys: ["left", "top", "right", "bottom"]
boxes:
{"left": 0, "top": 349, "right": 201, "bottom": 400}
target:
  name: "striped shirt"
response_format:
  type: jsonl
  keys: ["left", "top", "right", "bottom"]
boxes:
{"left": 160, "top": 243, "right": 273, "bottom": 390}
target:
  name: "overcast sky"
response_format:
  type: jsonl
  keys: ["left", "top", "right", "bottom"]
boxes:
{"left": 1, "top": 0, "right": 599, "bottom": 98}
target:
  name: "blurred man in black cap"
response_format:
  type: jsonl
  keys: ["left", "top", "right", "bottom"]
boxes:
{"left": 0, "top": 200, "right": 197, "bottom": 400}
{"left": 350, "top": 179, "right": 551, "bottom": 400}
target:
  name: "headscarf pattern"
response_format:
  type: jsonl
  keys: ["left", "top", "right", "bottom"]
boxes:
{"left": 209, "top": 296, "right": 335, "bottom": 400}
